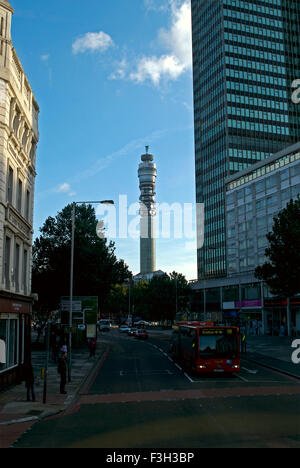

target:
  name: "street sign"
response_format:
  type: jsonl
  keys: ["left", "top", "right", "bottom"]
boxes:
{"left": 60, "top": 297, "right": 98, "bottom": 325}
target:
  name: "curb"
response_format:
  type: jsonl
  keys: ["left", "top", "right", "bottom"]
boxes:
{"left": 244, "top": 355, "right": 300, "bottom": 381}
{"left": 0, "top": 346, "right": 108, "bottom": 428}
{"left": 79, "top": 346, "right": 110, "bottom": 396}
{"left": 0, "top": 416, "right": 39, "bottom": 426}
{"left": 63, "top": 345, "right": 109, "bottom": 413}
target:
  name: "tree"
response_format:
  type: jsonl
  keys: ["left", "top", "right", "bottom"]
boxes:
{"left": 255, "top": 196, "right": 300, "bottom": 336}
{"left": 32, "top": 204, "right": 131, "bottom": 315}
{"left": 101, "top": 284, "right": 128, "bottom": 322}
{"left": 132, "top": 272, "right": 191, "bottom": 324}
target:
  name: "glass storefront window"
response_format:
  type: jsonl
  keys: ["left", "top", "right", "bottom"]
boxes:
{"left": 242, "top": 284, "right": 260, "bottom": 301}
{"left": 0, "top": 318, "right": 19, "bottom": 373}
{"left": 0, "top": 320, "right": 6, "bottom": 372}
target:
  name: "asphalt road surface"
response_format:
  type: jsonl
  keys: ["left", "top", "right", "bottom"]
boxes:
{"left": 13, "top": 329, "right": 300, "bottom": 448}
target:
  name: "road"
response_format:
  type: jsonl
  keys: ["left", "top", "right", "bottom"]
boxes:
{"left": 13, "top": 329, "right": 300, "bottom": 448}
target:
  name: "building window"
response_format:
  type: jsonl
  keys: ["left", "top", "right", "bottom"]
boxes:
{"left": 291, "top": 165, "right": 300, "bottom": 177}
{"left": 13, "top": 110, "right": 20, "bottom": 135}
{"left": 7, "top": 167, "right": 13, "bottom": 204}
{"left": 29, "top": 140, "right": 36, "bottom": 163}
{"left": 23, "top": 249, "right": 28, "bottom": 295}
{"left": 14, "top": 243, "right": 20, "bottom": 293}
{"left": 266, "top": 174, "right": 278, "bottom": 190}
{"left": 17, "top": 179, "right": 22, "bottom": 213}
{"left": 255, "top": 180, "right": 265, "bottom": 194}
{"left": 292, "top": 185, "right": 300, "bottom": 199}
{"left": 4, "top": 236, "right": 11, "bottom": 290}
{"left": 0, "top": 318, "right": 19, "bottom": 373}
{"left": 25, "top": 190, "right": 30, "bottom": 222}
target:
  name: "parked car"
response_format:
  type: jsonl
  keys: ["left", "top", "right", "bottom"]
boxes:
{"left": 98, "top": 320, "right": 111, "bottom": 332}
{"left": 135, "top": 329, "right": 149, "bottom": 340}
{"left": 128, "top": 328, "right": 138, "bottom": 336}
{"left": 119, "top": 324, "right": 130, "bottom": 333}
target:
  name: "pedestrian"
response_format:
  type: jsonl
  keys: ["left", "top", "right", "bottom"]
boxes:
{"left": 89, "top": 338, "right": 97, "bottom": 358}
{"left": 57, "top": 351, "right": 68, "bottom": 395}
{"left": 242, "top": 334, "right": 247, "bottom": 354}
{"left": 24, "top": 361, "right": 36, "bottom": 402}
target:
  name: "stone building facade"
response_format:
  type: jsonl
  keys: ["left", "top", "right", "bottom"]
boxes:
{"left": 0, "top": 0, "right": 39, "bottom": 389}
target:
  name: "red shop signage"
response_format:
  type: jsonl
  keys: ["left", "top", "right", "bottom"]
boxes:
{"left": 0, "top": 298, "right": 31, "bottom": 315}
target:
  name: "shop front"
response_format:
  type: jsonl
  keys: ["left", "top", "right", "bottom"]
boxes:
{"left": 264, "top": 297, "right": 300, "bottom": 336}
{"left": 0, "top": 295, "right": 31, "bottom": 390}
{"left": 222, "top": 300, "right": 263, "bottom": 334}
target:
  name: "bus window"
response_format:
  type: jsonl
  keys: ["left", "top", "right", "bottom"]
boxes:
{"left": 199, "top": 329, "right": 237, "bottom": 359}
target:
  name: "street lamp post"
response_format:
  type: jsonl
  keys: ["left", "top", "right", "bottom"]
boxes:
{"left": 68, "top": 199, "right": 114, "bottom": 382}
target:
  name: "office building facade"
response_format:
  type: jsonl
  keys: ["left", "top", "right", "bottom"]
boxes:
{"left": 0, "top": 1, "right": 39, "bottom": 389}
{"left": 190, "top": 141, "right": 300, "bottom": 336}
{"left": 192, "top": 0, "right": 300, "bottom": 279}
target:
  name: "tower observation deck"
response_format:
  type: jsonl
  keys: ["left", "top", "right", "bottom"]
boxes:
{"left": 138, "top": 147, "right": 157, "bottom": 274}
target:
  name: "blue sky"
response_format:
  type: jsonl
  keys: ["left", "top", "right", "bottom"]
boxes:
{"left": 11, "top": 0, "right": 197, "bottom": 279}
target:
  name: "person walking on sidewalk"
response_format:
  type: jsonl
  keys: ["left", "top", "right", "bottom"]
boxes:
{"left": 24, "top": 361, "right": 36, "bottom": 402}
{"left": 57, "top": 351, "right": 68, "bottom": 395}
{"left": 89, "top": 338, "right": 97, "bottom": 359}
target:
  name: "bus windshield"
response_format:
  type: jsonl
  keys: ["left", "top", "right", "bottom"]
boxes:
{"left": 199, "top": 329, "right": 237, "bottom": 359}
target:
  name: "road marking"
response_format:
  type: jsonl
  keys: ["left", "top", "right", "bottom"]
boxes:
{"left": 174, "top": 362, "right": 182, "bottom": 371}
{"left": 235, "top": 373, "right": 249, "bottom": 382}
{"left": 184, "top": 372, "right": 195, "bottom": 383}
{"left": 242, "top": 367, "right": 258, "bottom": 375}
{"left": 119, "top": 370, "right": 174, "bottom": 376}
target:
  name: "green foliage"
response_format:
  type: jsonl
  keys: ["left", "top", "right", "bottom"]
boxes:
{"left": 255, "top": 196, "right": 300, "bottom": 297}
{"left": 125, "top": 272, "right": 190, "bottom": 323}
{"left": 32, "top": 204, "right": 131, "bottom": 314}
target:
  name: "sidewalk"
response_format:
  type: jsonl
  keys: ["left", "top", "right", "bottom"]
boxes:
{"left": 243, "top": 335, "right": 300, "bottom": 379}
{"left": 0, "top": 340, "right": 107, "bottom": 448}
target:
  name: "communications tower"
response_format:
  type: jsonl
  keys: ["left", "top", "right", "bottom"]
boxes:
{"left": 138, "top": 147, "right": 157, "bottom": 274}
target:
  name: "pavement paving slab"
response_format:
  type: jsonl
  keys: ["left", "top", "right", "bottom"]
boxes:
{"left": 0, "top": 339, "right": 107, "bottom": 448}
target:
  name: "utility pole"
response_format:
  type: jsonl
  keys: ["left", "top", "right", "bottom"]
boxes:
{"left": 43, "top": 322, "right": 50, "bottom": 404}
{"left": 68, "top": 200, "right": 114, "bottom": 382}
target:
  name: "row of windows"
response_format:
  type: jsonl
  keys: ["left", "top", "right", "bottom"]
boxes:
{"left": 226, "top": 69, "right": 286, "bottom": 86}
{"left": 229, "top": 148, "right": 272, "bottom": 161}
{"left": 227, "top": 171, "right": 300, "bottom": 206}
{"left": 224, "top": 20, "right": 284, "bottom": 40}
{"left": 2, "top": 234, "right": 29, "bottom": 295}
{"left": 7, "top": 166, "right": 31, "bottom": 222}
{"left": 224, "top": 44, "right": 285, "bottom": 63}
{"left": 225, "top": 56, "right": 286, "bottom": 75}
{"left": 227, "top": 93, "right": 288, "bottom": 111}
{"left": 11, "top": 103, "right": 37, "bottom": 162}
{"left": 226, "top": 80, "right": 288, "bottom": 99}
{"left": 224, "top": 8, "right": 283, "bottom": 28}
{"left": 223, "top": 0, "right": 282, "bottom": 16}
{"left": 227, "top": 151, "right": 300, "bottom": 191}
{"left": 228, "top": 119, "right": 290, "bottom": 135}
{"left": 227, "top": 188, "right": 300, "bottom": 237}
{"left": 228, "top": 107, "right": 289, "bottom": 123}
{"left": 224, "top": 32, "right": 285, "bottom": 51}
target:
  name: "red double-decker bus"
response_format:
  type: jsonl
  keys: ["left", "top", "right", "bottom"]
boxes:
{"left": 170, "top": 322, "right": 240, "bottom": 375}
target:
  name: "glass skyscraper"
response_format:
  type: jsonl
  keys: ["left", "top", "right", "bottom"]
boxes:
{"left": 192, "top": 0, "right": 300, "bottom": 280}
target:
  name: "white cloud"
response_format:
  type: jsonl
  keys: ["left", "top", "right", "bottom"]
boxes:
{"left": 41, "top": 54, "right": 50, "bottom": 62}
{"left": 129, "top": 55, "right": 185, "bottom": 86}
{"left": 55, "top": 183, "right": 76, "bottom": 197}
{"left": 129, "top": 0, "right": 192, "bottom": 86}
{"left": 109, "top": 58, "right": 128, "bottom": 80}
{"left": 72, "top": 31, "right": 114, "bottom": 55}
